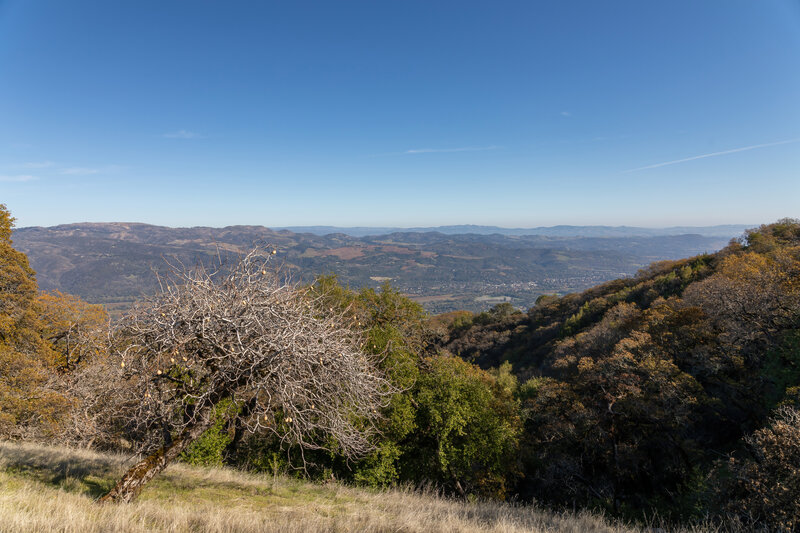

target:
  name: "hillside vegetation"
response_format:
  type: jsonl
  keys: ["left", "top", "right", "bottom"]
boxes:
{"left": 439, "top": 219, "right": 800, "bottom": 526}
{"left": 2, "top": 203, "right": 798, "bottom": 531}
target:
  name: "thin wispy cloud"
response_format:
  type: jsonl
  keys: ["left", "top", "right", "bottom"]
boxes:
{"left": 21, "top": 161, "right": 55, "bottom": 168}
{"left": 624, "top": 138, "right": 800, "bottom": 173}
{"left": 560, "top": 111, "right": 571, "bottom": 117}
{"left": 366, "top": 145, "right": 501, "bottom": 158}
{"left": 61, "top": 167, "right": 100, "bottom": 175}
{"left": 162, "top": 129, "right": 202, "bottom": 139}
{"left": 404, "top": 145, "right": 500, "bottom": 155}
{"left": 60, "top": 165, "right": 124, "bottom": 175}
{"left": 0, "top": 174, "right": 38, "bottom": 182}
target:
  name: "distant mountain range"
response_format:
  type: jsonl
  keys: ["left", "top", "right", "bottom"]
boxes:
{"left": 14, "top": 223, "right": 749, "bottom": 315}
{"left": 277, "top": 224, "right": 752, "bottom": 238}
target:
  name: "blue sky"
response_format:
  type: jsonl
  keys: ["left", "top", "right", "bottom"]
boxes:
{"left": 1, "top": 1, "right": 798, "bottom": 228}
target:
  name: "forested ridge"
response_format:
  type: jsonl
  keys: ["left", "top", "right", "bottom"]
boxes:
{"left": 2, "top": 202, "right": 799, "bottom": 531}
{"left": 439, "top": 219, "right": 800, "bottom": 526}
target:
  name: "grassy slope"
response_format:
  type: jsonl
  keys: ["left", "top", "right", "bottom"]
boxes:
{"left": 0, "top": 441, "right": 679, "bottom": 533}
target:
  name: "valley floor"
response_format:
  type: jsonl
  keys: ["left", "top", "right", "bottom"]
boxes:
{"left": 0, "top": 441, "right": 715, "bottom": 533}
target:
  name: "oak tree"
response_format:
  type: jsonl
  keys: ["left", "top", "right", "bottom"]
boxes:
{"left": 100, "top": 249, "right": 392, "bottom": 503}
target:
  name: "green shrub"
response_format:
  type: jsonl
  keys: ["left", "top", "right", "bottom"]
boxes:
{"left": 180, "top": 401, "right": 234, "bottom": 466}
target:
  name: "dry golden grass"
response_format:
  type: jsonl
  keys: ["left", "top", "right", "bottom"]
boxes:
{"left": 0, "top": 440, "right": 713, "bottom": 533}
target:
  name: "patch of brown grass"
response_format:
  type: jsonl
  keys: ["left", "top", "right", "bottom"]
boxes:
{"left": 322, "top": 247, "right": 367, "bottom": 260}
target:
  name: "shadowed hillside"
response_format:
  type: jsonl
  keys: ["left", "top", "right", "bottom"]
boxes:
{"left": 437, "top": 219, "right": 800, "bottom": 524}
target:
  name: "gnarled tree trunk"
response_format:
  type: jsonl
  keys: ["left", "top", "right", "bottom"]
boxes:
{"left": 224, "top": 397, "right": 257, "bottom": 460}
{"left": 99, "top": 418, "right": 213, "bottom": 504}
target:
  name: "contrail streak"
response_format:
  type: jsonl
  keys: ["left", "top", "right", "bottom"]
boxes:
{"left": 624, "top": 138, "right": 800, "bottom": 173}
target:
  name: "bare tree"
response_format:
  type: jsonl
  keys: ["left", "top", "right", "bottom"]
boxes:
{"left": 99, "top": 248, "right": 392, "bottom": 503}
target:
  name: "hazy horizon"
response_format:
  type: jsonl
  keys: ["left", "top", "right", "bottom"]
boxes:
{"left": 2, "top": 1, "right": 798, "bottom": 228}
{"left": 14, "top": 219, "right": 759, "bottom": 242}
{"left": 17, "top": 220, "right": 756, "bottom": 230}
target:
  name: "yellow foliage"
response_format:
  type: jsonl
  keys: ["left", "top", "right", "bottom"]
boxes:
{"left": 36, "top": 290, "right": 108, "bottom": 371}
